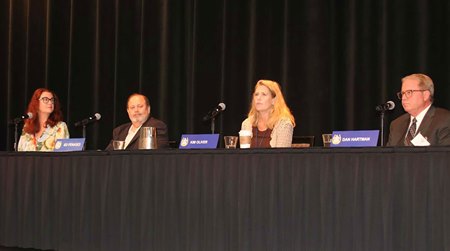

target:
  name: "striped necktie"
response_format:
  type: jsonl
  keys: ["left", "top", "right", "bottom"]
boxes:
{"left": 404, "top": 118, "right": 417, "bottom": 146}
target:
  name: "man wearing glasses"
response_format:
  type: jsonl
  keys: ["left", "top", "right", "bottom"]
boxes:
{"left": 387, "top": 73, "right": 450, "bottom": 146}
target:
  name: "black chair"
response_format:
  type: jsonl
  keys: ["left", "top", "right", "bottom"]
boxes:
{"left": 168, "top": 140, "right": 178, "bottom": 148}
{"left": 292, "top": 136, "right": 315, "bottom": 148}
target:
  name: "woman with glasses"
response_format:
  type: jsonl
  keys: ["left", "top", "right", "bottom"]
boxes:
{"left": 18, "top": 88, "right": 69, "bottom": 151}
{"left": 241, "top": 80, "right": 296, "bottom": 148}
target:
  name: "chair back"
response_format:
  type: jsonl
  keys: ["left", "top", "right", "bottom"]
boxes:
{"left": 292, "top": 136, "right": 315, "bottom": 148}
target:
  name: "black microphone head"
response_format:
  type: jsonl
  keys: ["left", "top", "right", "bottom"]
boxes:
{"left": 376, "top": 101, "right": 395, "bottom": 111}
{"left": 75, "top": 113, "right": 101, "bottom": 127}
{"left": 218, "top": 103, "right": 226, "bottom": 111}
{"left": 11, "top": 112, "right": 33, "bottom": 124}
{"left": 203, "top": 103, "right": 226, "bottom": 121}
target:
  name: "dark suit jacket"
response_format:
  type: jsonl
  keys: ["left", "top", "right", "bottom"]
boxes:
{"left": 387, "top": 106, "right": 450, "bottom": 146}
{"left": 106, "top": 117, "right": 169, "bottom": 150}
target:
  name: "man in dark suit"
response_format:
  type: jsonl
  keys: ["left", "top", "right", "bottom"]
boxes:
{"left": 387, "top": 73, "right": 450, "bottom": 146}
{"left": 106, "top": 93, "right": 169, "bottom": 150}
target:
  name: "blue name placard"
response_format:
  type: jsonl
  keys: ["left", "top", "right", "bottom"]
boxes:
{"left": 330, "top": 130, "right": 379, "bottom": 147}
{"left": 179, "top": 134, "right": 219, "bottom": 149}
{"left": 54, "top": 138, "right": 85, "bottom": 152}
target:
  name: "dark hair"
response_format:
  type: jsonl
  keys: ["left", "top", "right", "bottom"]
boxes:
{"left": 126, "top": 93, "right": 151, "bottom": 108}
{"left": 23, "top": 88, "right": 64, "bottom": 134}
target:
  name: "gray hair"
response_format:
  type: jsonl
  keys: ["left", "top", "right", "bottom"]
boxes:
{"left": 402, "top": 73, "right": 434, "bottom": 102}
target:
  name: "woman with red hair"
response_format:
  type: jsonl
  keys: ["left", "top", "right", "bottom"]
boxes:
{"left": 18, "top": 88, "right": 69, "bottom": 151}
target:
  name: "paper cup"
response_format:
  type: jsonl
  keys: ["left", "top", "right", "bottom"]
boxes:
{"left": 239, "top": 130, "right": 252, "bottom": 148}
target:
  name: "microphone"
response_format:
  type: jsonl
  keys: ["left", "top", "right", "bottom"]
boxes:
{"left": 74, "top": 113, "right": 101, "bottom": 127}
{"left": 12, "top": 112, "right": 33, "bottom": 124}
{"left": 203, "top": 103, "right": 226, "bottom": 121}
{"left": 376, "top": 101, "right": 395, "bottom": 111}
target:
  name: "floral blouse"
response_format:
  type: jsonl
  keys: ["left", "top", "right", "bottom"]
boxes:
{"left": 18, "top": 122, "right": 70, "bottom": 151}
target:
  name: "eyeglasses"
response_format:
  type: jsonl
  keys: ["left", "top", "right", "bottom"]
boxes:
{"left": 39, "top": 97, "right": 55, "bottom": 104}
{"left": 396, "top": 89, "right": 428, "bottom": 100}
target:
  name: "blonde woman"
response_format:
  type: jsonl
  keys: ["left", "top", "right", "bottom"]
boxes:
{"left": 241, "top": 80, "right": 295, "bottom": 148}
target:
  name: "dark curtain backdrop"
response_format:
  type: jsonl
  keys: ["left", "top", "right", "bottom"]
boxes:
{"left": 1, "top": 0, "right": 449, "bottom": 150}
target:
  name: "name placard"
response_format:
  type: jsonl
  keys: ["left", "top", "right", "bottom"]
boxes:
{"left": 331, "top": 130, "right": 379, "bottom": 147}
{"left": 179, "top": 134, "right": 219, "bottom": 149}
{"left": 54, "top": 138, "right": 85, "bottom": 152}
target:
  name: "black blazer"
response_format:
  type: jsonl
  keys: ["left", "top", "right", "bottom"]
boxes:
{"left": 386, "top": 106, "right": 450, "bottom": 146}
{"left": 106, "top": 117, "right": 169, "bottom": 150}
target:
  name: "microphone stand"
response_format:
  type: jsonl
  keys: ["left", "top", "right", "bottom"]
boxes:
{"left": 379, "top": 110, "right": 385, "bottom": 147}
{"left": 14, "top": 122, "right": 19, "bottom": 151}
{"left": 82, "top": 124, "right": 87, "bottom": 150}
{"left": 210, "top": 117, "right": 215, "bottom": 134}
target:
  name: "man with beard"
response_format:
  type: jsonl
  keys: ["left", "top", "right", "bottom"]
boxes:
{"left": 106, "top": 93, "right": 169, "bottom": 150}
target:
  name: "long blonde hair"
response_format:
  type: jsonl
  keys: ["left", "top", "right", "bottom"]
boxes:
{"left": 247, "top": 80, "right": 295, "bottom": 129}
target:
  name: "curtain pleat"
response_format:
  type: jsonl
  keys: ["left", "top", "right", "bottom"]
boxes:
{"left": 1, "top": 0, "right": 450, "bottom": 150}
